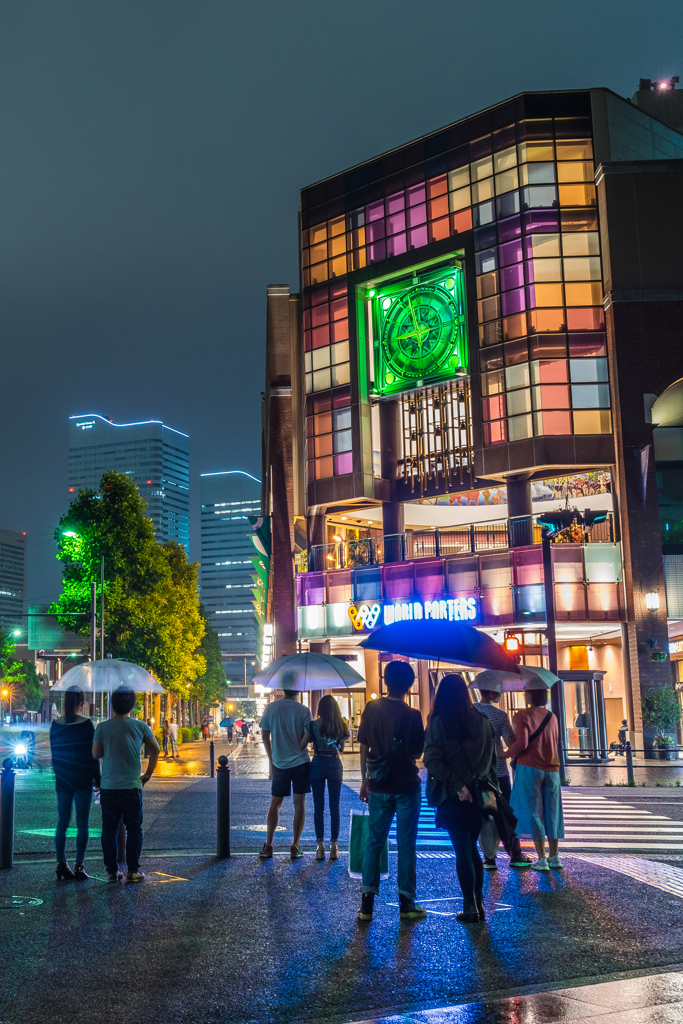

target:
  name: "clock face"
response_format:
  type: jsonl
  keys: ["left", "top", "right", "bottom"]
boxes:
{"left": 369, "top": 265, "right": 467, "bottom": 397}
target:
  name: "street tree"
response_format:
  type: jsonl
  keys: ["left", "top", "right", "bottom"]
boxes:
{"left": 52, "top": 471, "right": 205, "bottom": 694}
{"left": 189, "top": 606, "right": 226, "bottom": 708}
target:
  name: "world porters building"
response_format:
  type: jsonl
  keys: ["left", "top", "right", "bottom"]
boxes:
{"left": 261, "top": 82, "right": 683, "bottom": 756}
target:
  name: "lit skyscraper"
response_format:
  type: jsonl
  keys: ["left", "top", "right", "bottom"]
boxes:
{"left": 0, "top": 529, "right": 26, "bottom": 636}
{"left": 68, "top": 414, "right": 189, "bottom": 550}
{"left": 200, "top": 471, "right": 261, "bottom": 684}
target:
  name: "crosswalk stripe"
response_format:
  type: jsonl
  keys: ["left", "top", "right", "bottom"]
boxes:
{"left": 389, "top": 792, "right": 683, "bottom": 854}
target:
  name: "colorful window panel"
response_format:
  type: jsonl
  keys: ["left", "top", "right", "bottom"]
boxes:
{"left": 305, "top": 388, "right": 353, "bottom": 481}
{"left": 473, "top": 127, "right": 610, "bottom": 444}
{"left": 303, "top": 282, "right": 351, "bottom": 394}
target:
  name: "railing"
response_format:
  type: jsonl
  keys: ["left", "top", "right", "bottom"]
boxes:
{"left": 310, "top": 512, "right": 614, "bottom": 572}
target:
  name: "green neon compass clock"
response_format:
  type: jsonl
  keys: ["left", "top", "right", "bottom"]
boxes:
{"left": 368, "top": 263, "right": 468, "bottom": 397}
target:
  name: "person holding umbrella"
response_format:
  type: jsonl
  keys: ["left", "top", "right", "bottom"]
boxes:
{"left": 504, "top": 685, "right": 564, "bottom": 871}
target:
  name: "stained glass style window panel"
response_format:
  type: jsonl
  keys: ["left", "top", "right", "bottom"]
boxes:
{"left": 573, "top": 410, "right": 612, "bottom": 434}
{"left": 565, "top": 282, "right": 603, "bottom": 306}
{"left": 562, "top": 232, "right": 600, "bottom": 256}
{"left": 563, "top": 256, "right": 601, "bottom": 280}
{"left": 508, "top": 413, "right": 533, "bottom": 440}
{"left": 559, "top": 184, "right": 596, "bottom": 207}
{"left": 534, "top": 410, "right": 572, "bottom": 435}
{"left": 571, "top": 384, "right": 611, "bottom": 408}
{"left": 557, "top": 161, "right": 593, "bottom": 182}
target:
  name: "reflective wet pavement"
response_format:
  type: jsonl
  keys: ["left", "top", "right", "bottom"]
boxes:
{"left": 4, "top": 741, "right": 683, "bottom": 1023}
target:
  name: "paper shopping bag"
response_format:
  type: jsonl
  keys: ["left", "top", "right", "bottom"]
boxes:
{"left": 348, "top": 808, "right": 389, "bottom": 880}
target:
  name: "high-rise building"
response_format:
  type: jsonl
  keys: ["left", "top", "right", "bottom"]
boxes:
{"left": 263, "top": 80, "right": 683, "bottom": 752}
{"left": 68, "top": 414, "right": 190, "bottom": 550}
{"left": 0, "top": 529, "right": 27, "bottom": 637}
{"left": 200, "top": 471, "right": 261, "bottom": 684}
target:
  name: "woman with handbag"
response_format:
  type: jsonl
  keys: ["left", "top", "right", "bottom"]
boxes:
{"left": 505, "top": 686, "right": 564, "bottom": 872}
{"left": 424, "top": 674, "right": 497, "bottom": 924}
{"left": 300, "top": 695, "right": 348, "bottom": 861}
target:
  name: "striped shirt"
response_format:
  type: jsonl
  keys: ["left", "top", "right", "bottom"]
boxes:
{"left": 474, "top": 702, "right": 514, "bottom": 777}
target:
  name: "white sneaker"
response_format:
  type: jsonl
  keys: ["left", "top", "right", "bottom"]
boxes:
{"left": 532, "top": 857, "right": 549, "bottom": 871}
{"left": 548, "top": 855, "right": 564, "bottom": 869}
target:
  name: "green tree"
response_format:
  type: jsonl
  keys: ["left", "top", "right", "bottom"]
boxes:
{"left": 642, "top": 685, "right": 682, "bottom": 743}
{"left": 5, "top": 660, "right": 43, "bottom": 710}
{"left": 51, "top": 471, "right": 205, "bottom": 695}
{"left": 189, "top": 606, "right": 226, "bottom": 707}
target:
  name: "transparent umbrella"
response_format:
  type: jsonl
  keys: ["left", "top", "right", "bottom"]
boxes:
{"left": 50, "top": 659, "right": 165, "bottom": 694}
{"left": 252, "top": 652, "right": 364, "bottom": 691}
{"left": 469, "top": 665, "right": 560, "bottom": 693}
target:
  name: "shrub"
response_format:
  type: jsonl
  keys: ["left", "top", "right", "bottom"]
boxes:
{"left": 179, "top": 727, "right": 193, "bottom": 744}
{"left": 191, "top": 725, "right": 201, "bottom": 741}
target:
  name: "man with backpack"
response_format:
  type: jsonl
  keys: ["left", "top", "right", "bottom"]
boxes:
{"left": 357, "top": 660, "right": 426, "bottom": 922}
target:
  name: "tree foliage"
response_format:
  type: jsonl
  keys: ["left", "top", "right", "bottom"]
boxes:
{"left": 5, "top": 660, "right": 43, "bottom": 710}
{"left": 642, "top": 685, "right": 682, "bottom": 736}
{"left": 51, "top": 471, "right": 205, "bottom": 694}
{"left": 189, "top": 606, "right": 226, "bottom": 707}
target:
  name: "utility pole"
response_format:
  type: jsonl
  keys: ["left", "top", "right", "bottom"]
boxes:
{"left": 90, "top": 581, "right": 97, "bottom": 717}
{"left": 100, "top": 555, "right": 105, "bottom": 660}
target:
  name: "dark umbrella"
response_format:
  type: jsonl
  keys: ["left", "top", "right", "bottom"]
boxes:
{"left": 360, "top": 620, "right": 519, "bottom": 672}
{"left": 220, "top": 718, "right": 235, "bottom": 728}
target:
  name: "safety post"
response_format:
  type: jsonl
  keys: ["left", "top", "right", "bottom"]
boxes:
{"left": 0, "top": 758, "right": 16, "bottom": 869}
{"left": 216, "top": 755, "right": 231, "bottom": 858}
{"left": 209, "top": 740, "right": 215, "bottom": 779}
{"left": 625, "top": 742, "right": 635, "bottom": 785}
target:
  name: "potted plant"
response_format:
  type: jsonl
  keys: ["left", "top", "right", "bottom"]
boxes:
{"left": 642, "top": 686, "right": 682, "bottom": 760}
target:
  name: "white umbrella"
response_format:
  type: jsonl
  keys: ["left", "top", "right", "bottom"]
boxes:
{"left": 50, "top": 659, "right": 165, "bottom": 694}
{"left": 253, "top": 652, "right": 364, "bottom": 691}
{"left": 469, "top": 665, "right": 560, "bottom": 693}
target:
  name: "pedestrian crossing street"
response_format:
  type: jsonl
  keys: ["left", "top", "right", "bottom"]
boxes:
{"left": 389, "top": 792, "right": 683, "bottom": 853}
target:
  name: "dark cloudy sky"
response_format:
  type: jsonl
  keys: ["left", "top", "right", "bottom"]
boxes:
{"left": 0, "top": 0, "right": 680, "bottom": 603}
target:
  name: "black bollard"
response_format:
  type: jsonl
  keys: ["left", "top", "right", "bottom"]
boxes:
{"left": 216, "top": 755, "right": 231, "bottom": 858}
{"left": 209, "top": 740, "right": 215, "bottom": 779}
{"left": 0, "top": 758, "right": 16, "bottom": 870}
{"left": 625, "top": 741, "right": 635, "bottom": 785}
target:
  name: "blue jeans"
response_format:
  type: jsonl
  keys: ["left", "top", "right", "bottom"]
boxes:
{"left": 309, "top": 756, "right": 343, "bottom": 842}
{"left": 55, "top": 787, "right": 93, "bottom": 865}
{"left": 362, "top": 789, "right": 421, "bottom": 900}
{"left": 100, "top": 789, "right": 144, "bottom": 873}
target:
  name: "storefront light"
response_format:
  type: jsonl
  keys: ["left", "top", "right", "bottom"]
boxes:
{"left": 645, "top": 591, "right": 660, "bottom": 610}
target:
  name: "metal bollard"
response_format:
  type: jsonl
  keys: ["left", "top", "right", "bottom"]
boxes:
{"left": 0, "top": 758, "right": 16, "bottom": 870}
{"left": 625, "top": 741, "right": 635, "bottom": 785}
{"left": 209, "top": 740, "right": 215, "bottom": 779}
{"left": 216, "top": 755, "right": 231, "bottom": 858}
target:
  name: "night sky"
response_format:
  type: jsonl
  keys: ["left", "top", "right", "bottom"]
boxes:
{"left": 1, "top": 1, "right": 679, "bottom": 603}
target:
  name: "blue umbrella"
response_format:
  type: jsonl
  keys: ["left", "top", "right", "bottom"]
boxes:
{"left": 220, "top": 717, "right": 235, "bottom": 728}
{"left": 360, "top": 620, "right": 518, "bottom": 672}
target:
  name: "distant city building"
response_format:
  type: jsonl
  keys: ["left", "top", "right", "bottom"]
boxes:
{"left": 0, "top": 529, "right": 27, "bottom": 636}
{"left": 68, "top": 414, "right": 189, "bottom": 550}
{"left": 200, "top": 471, "right": 261, "bottom": 685}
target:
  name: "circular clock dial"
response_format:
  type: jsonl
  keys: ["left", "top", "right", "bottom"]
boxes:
{"left": 381, "top": 284, "right": 459, "bottom": 382}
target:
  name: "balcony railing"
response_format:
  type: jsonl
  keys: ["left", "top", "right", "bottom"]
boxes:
{"left": 310, "top": 512, "right": 614, "bottom": 573}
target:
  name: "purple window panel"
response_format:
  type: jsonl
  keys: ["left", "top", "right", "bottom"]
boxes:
{"left": 407, "top": 203, "right": 427, "bottom": 228}
{"left": 384, "top": 565, "right": 414, "bottom": 599}
{"left": 366, "top": 219, "right": 386, "bottom": 242}
{"left": 387, "top": 233, "right": 407, "bottom": 257}
{"left": 303, "top": 308, "right": 312, "bottom": 331}
{"left": 334, "top": 452, "right": 353, "bottom": 475}
{"left": 500, "top": 263, "right": 524, "bottom": 291}
{"left": 499, "top": 238, "right": 523, "bottom": 266}
{"left": 386, "top": 211, "right": 406, "bottom": 235}
{"left": 407, "top": 183, "right": 426, "bottom": 207}
{"left": 367, "top": 239, "right": 387, "bottom": 263}
{"left": 366, "top": 200, "right": 385, "bottom": 222}
{"left": 301, "top": 573, "right": 325, "bottom": 606}
{"left": 409, "top": 225, "right": 429, "bottom": 249}
{"left": 526, "top": 284, "right": 536, "bottom": 308}
{"left": 522, "top": 209, "right": 559, "bottom": 234}
{"left": 497, "top": 216, "right": 521, "bottom": 243}
{"left": 501, "top": 287, "right": 526, "bottom": 317}
{"left": 385, "top": 191, "right": 405, "bottom": 215}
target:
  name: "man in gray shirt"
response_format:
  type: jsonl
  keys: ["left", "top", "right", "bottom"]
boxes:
{"left": 259, "top": 688, "right": 311, "bottom": 860}
{"left": 93, "top": 687, "right": 159, "bottom": 883}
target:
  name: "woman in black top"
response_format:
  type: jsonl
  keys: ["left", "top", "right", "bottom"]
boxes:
{"left": 424, "top": 674, "right": 497, "bottom": 924}
{"left": 49, "top": 686, "right": 100, "bottom": 880}
{"left": 300, "top": 695, "right": 348, "bottom": 861}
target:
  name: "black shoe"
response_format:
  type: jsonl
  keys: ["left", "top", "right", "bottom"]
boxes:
{"left": 476, "top": 897, "right": 485, "bottom": 921}
{"left": 73, "top": 864, "right": 89, "bottom": 880}
{"left": 399, "top": 894, "right": 428, "bottom": 919}
{"left": 483, "top": 858, "right": 497, "bottom": 871}
{"left": 357, "top": 893, "right": 374, "bottom": 921}
{"left": 456, "top": 910, "right": 481, "bottom": 924}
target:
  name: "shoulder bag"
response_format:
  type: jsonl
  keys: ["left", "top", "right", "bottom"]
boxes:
{"left": 511, "top": 710, "right": 553, "bottom": 770}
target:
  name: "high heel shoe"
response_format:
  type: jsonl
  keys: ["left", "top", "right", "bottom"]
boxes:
{"left": 56, "top": 862, "right": 75, "bottom": 880}
{"left": 329, "top": 841, "right": 339, "bottom": 861}
{"left": 74, "top": 864, "right": 89, "bottom": 880}
{"left": 316, "top": 842, "right": 326, "bottom": 861}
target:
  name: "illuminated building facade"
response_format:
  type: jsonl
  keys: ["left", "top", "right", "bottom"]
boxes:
{"left": 0, "top": 529, "right": 26, "bottom": 636}
{"left": 263, "top": 83, "right": 683, "bottom": 750}
{"left": 68, "top": 414, "right": 189, "bottom": 550}
{"left": 200, "top": 471, "right": 261, "bottom": 685}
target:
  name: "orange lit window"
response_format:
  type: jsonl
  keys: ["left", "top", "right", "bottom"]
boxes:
{"left": 565, "top": 282, "right": 603, "bottom": 306}
{"left": 531, "top": 283, "right": 564, "bottom": 307}
{"left": 573, "top": 409, "right": 612, "bottom": 434}
{"left": 559, "top": 184, "right": 596, "bottom": 207}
